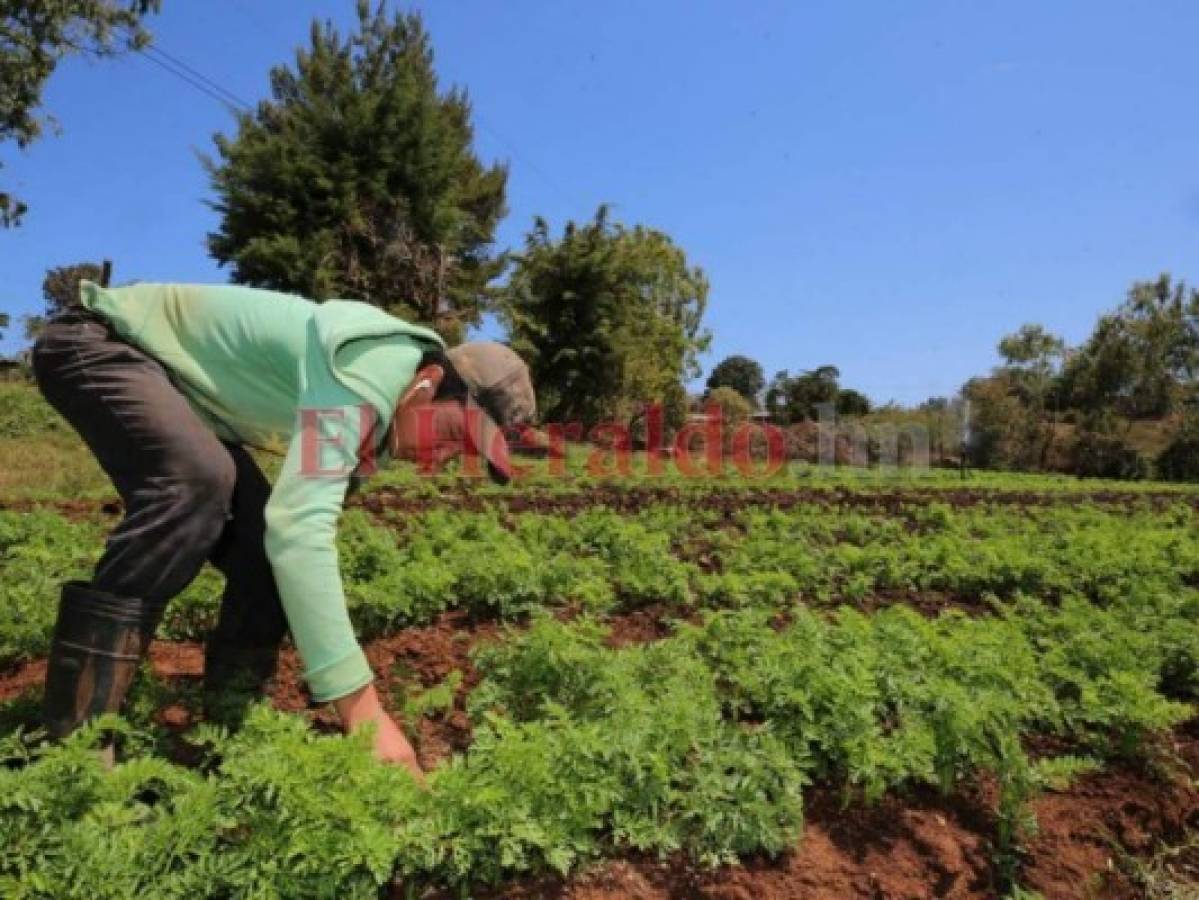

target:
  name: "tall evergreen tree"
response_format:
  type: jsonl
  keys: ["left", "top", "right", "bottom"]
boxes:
{"left": 204, "top": 1, "right": 507, "bottom": 342}
{"left": 1, "top": 1, "right": 159, "bottom": 226}
{"left": 501, "top": 206, "right": 710, "bottom": 429}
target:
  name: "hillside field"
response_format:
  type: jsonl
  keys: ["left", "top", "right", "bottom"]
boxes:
{"left": 1, "top": 383, "right": 1197, "bottom": 898}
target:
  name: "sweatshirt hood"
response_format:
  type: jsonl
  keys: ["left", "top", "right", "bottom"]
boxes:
{"left": 312, "top": 299, "right": 445, "bottom": 422}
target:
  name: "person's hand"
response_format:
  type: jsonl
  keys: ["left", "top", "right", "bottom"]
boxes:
{"left": 333, "top": 683, "right": 426, "bottom": 786}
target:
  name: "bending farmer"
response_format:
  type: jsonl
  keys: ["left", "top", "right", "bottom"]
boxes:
{"left": 31, "top": 281, "right": 535, "bottom": 780}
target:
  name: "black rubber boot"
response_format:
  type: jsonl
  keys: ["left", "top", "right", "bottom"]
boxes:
{"left": 42, "top": 581, "right": 160, "bottom": 740}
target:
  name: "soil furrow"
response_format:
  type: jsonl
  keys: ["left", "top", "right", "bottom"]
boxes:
{"left": 6, "top": 485, "right": 1198, "bottom": 522}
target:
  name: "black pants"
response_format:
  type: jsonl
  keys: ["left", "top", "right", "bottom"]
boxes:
{"left": 32, "top": 308, "right": 288, "bottom": 657}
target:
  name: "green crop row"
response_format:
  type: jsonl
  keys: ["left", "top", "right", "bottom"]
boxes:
{"left": 0, "top": 511, "right": 223, "bottom": 664}
{"left": 3, "top": 499, "right": 1197, "bottom": 668}
{"left": 1, "top": 652, "right": 806, "bottom": 896}
{"left": 340, "top": 499, "right": 1199, "bottom": 632}
{"left": 356, "top": 443, "right": 1199, "bottom": 495}
{"left": 3, "top": 576, "right": 1194, "bottom": 896}
{"left": 705, "top": 500, "right": 1199, "bottom": 605}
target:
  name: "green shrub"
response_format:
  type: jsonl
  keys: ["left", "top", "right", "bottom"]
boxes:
{"left": 0, "top": 511, "right": 99, "bottom": 665}
{"left": 1068, "top": 427, "right": 1149, "bottom": 480}
{"left": 1156, "top": 416, "right": 1199, "bottom": 483}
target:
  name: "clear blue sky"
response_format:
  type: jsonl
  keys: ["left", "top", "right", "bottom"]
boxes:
{"left": 2, "top": 0, "right": 1197, "bottom": 405}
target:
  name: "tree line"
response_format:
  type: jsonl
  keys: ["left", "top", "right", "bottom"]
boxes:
{"left": 697, "top": 275, "right": 1199, "bottom": 481}
{"left": 5, "top": 3, "right": 1197, "bottom": 481}
{"left": 961, "top": 275, "right": 1199, "bottom": 481}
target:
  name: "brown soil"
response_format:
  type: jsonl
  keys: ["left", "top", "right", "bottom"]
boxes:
{"left": 550, "top": 601, "right": 700, "bottom": 648}
{"left": 1022, "top": 720, "right": 1199, "bottom": 898}
{"left": 11, "top": 484, "right": 1193, "bottom": 523}
{"left": 356, "top": 485, "right": 1199, "bottom": 519}
{"left": 601, "top": 602, "right": 695, "bottom": 647}
{"left": 442, "top": 735, "right": 1199, "bottom": 900}
{"left": 0, "top": 656, "right": 47, "bottom": 699}
{"left": 0, "top": 496, "right": 123, "bottom": 521}
{"left": 449, "top": 786, "right": 995, "bottom": 900}
{"left": 4, "top": 621, "right": 1195, "bottom": 899}
{"left": 361, "top": 610, "right": 503, "bottom": 765}
{"left": 428, "top": 730, "right": 1199, "bottom": 900}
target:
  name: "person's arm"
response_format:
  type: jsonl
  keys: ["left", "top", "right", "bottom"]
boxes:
{"left": 262, "top": 329, "right": 425, "bottom": 778}
{"left": 263, "top": 411, "right": 372, "bottom": 705}
{"left": 264, "top": 410, "right": 423, "bottom": 781}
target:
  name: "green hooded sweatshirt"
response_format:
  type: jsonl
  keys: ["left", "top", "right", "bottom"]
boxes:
{"left": 79, "top": 281, "right": 445, "bottom": 701}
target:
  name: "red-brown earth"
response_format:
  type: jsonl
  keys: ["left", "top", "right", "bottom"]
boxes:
{"left": 6, "top": 484, "right": 1199, "bottom": 524}
{"left": 2, "top": 605, "right": 1195, "bottom": 899}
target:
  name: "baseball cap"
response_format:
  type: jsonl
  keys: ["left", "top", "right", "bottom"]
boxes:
{"left": 444, "top": 342, "right": 536, "bottom": 484}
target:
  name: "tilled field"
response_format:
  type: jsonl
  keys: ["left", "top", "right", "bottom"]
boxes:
{"left": 2, "top": 479, "right": 1198, "bottom": 898}
{"left": 2, "top": 608, "right": 1196, "bottom": 898}
{"left": 6, "top": 482, "right": 1199, "bottom": 522}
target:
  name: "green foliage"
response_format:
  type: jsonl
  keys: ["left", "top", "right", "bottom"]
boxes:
{"left": 0, "top": 508, "right": 222, "bottom": 665}
{"left": 0, "top": 510, "right": 98, "bottom": 664}
{"left": 697, "top": 501, "right": 1199, "bottom": 609}
{"left": 204, "top": 1, "right": 507, "bottom": 342}
{"left": 337, "top": 508, "right": 618, "bottom": 631}
{"left": 501, "top": 205, "right": 710, "bottom": 428}
{"left": 1, "top": 681, "right": 804, "bottom": 892}
{"left": 957, "top": 275, "right": 1199, "bottom": 478}
{"left": 1, "top": 1, "right": 159, "bottom": 227}
{"left": 705, "top": 355, "right": 765, "bottom": 405}
{"left": 1068, "top": 416, "right": 1150, "bottom": 481}
{"left": 766, "top": 365, "right": 871, "bottom": 423}
{"left": 401, "top": 669, "right": 461, "bottom": 728}
{"left": 337, "top": 507, "right": 696, "bottom": 634}
{"left": 7, "top": 488, "right": 1196, "bottom": 668}
{"left": 766, "top": 365, "right": 839, "bottom": 424}
{"left": 1029, "top": 755, "right": 1101, "bottom": 792}
{"left": 1157, "top": 415, "right": 1199, "bottom": 483}
{"left": 835, "top": 387, "right": 872, "bottom": 417}
{"left": 471, "top": 594, "right": 1193, "bottom": 883}
{"left": 41, "top": 261, "right": 106, "bottom": 315}
{"left": 2, "top": 480, "right": 1198, "bottom": 893}
{"left": 1060, "top": 275, "right": 1199, "bottom": 419}
{"left": 704, "top": 386, "right": 753, "bottom": 427}
{"left": 0, "top": 709, "right": 424, "bottom": 897}
{"left": 997, "top": 324, "right": 1066, "bottom": 398}
{"left": 963, "top": 372, "right": 1054, "bottom": 471}
{"left": 468, "top": 615, "right": 806, "bottom": 869}
{"left": 0, "top": 384, "right": 67, "bottom": 438}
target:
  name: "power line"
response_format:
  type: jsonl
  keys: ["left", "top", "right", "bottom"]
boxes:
{"left": 133, "top": 48, "right": 247, "bottom": 113}
{"left": 117, "top": 23, "right": 252, "bottom": 113}
{"left": 140, "top": 43, "right": 253, "bottom": 111}
{"left": 218, "top": 4, "right": 575, "bottom": 210}
{"left": 122, "top": 24, "right": 580, "bottom": 213}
